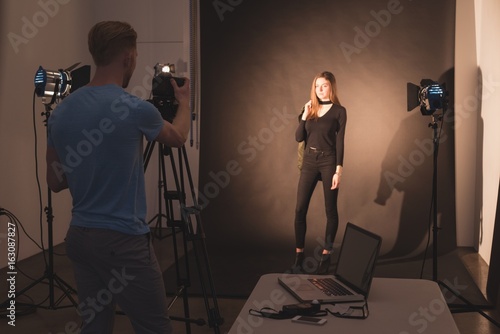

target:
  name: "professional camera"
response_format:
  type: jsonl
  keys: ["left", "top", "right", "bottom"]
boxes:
{"left": 151, "top": 63, "right": 185, "bottom": 122}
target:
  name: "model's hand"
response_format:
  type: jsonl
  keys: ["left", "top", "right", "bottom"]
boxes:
{"left": 331, "top": 173, "right": 340, "bottom": 190}
{"left": 302, "top": 100, "right": 312, "bottom": 120}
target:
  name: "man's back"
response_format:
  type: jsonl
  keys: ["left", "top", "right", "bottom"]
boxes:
{"left": 47, "top": 84, "right": 164, "bottom": 234}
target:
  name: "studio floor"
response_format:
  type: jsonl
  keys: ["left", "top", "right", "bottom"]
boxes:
{"left": 1, "top": 230, "right": 500, "bottom": 334}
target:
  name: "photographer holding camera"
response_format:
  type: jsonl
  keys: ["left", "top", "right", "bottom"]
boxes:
{"left": 46, "top": 21, "right": 190, "bottom": 333}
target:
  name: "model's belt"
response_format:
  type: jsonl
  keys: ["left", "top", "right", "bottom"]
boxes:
{"left": 308, "top": 147, "right": 333, "bottom": 154}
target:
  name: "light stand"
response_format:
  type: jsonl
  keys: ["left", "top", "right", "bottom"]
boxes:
{"left": 407, "top": 84, "right": 500, "bottom": 328}
{"left": 422, "top": 100, "right": 500, "bottom": 328}
{"left": 1, "top": 63, "right": 90, "bottom": 312}
{"left": 0, "top": 103, "right": 78, "bottom": 311}
{"left": 429, "top": 112, "right": 440, "bottom": 283}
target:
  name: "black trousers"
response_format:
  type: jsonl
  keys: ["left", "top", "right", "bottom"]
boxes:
{"left": 294, "top": 148, "right": 339, "bottom": 251}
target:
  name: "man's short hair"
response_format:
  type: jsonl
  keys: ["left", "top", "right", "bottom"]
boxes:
{"left": 88, "top": 21, "right": 137, "bottom": 66}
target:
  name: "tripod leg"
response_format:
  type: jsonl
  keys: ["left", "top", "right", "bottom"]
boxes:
{"left": 144, "top": 141, "right": 173, "bottom": 239}
{"left": 164, "top": 148, "right": 201, "bottom": 334}
{"left": 179, "top": 146, "right": 224, "bottom": 332}
{"left": 187, "top": 225, "right": 223, "bottom": 333}
{"left": 160, "top": 146, "right": 223, "bottom": 333}
{"left": 52, "top": 274, "right": 79, "bottom": 308}
{"left": 439, "top": 280, "right": 500, "bottom": 328}
{"left": 1, "top": 274, "right": 46, "bottom": 308}
{"left": 168, "top": 222, "right": 196, "bottom": 334}
{"left": 143, "top": 140, "right": 155, "bottom": 171}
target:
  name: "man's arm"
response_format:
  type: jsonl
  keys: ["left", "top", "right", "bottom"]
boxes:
{"left": 46, "top": 146, "right": 68, "bottom": 193}
{"left": 154, "top": 78, "right": 191, "bottom": 147}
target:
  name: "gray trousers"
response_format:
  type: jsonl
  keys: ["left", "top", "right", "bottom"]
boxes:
{"left": 66, "top": 226, "right": 172, "bottom": 333}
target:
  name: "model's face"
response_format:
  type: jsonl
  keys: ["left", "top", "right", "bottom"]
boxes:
{"left": 315, "top": 77, "right": 331, "bottom": 101}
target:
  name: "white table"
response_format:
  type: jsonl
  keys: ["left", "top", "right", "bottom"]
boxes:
{"left": 229, "top": 273, "right": 460, "bottom": 334}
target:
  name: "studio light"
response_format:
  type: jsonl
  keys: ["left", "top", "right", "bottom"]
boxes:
{"left": 154, "top": 63, "right": 175, "bottom": 76}
{"left": 34, "top": 67, "right": 71, "bottom": 98}
{"left": 407, "top": 79, "right": 448, "bottom": 115}
{"left": 34, "top": 63, "right": 91, "bottom": 104}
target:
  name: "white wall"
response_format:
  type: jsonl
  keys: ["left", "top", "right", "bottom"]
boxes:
{"left": 0, "top": 0, "right": 195, "bottom": 268}
{"left": 455, "top": 0, "right": 500, "bottom": 265}
{"left": 455, "top": 0, "right": 480, "bottom": 248}
{"left": 475, "top": 0, "right": 500, "bottom": 264}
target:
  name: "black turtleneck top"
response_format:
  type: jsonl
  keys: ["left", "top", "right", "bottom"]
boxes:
{"left": 295, "top": 104, "right": 347, "bottom": 166}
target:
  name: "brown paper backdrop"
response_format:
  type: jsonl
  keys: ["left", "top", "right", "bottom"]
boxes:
{"left": 198, "top": 0, "right": 456, "bottom": 258}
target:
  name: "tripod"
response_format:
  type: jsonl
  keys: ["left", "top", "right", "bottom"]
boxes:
{"left": 427, "top": 112, "right": 500, "bottom": 328}
{"left": 143, "top": 140, "right": 224, "bottom": 334}
{"left": 0, "top": 104, "right": 78, "bottom": 311}
{"left": 147, "top": 143, "right": 171, "bottom": 240}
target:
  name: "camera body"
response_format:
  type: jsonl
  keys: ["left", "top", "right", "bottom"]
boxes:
{"left": 152, "top": 74, "right": 185, "bottom": 100}
{"left": 151, "top": 73, "right": 185, "bottom": 122}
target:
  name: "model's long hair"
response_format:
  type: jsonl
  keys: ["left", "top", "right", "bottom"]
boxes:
{"left": 307, "top": 71, "right": 341, "bottom": 120}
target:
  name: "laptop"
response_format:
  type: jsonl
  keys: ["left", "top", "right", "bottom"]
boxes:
{"left": 278, "top": 222, "right": 382, "bottom": 303}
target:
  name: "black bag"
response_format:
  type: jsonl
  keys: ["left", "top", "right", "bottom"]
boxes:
{"left": 297, "top": 107, "right": 305, "bottom": 170}
{"left": 298, "top": 141, "right": 305, "bottom": 170}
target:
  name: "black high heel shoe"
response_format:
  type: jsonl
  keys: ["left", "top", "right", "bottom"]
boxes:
{"left": 316, "top": 253, "right": 331, "bottom": 274}
{"left": 289, "top": 252, "right": 305, "bottom": 274}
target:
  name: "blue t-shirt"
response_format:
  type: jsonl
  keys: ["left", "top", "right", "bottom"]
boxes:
{"left": 47, "top": 84, "right": 164, "bottom": 235}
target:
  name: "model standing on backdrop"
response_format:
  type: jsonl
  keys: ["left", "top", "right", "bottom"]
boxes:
{"left": 46, "top": 21, "right": 190, "bottom": 333}
{"left": 292, "top": 71, "right": 347, "bottom": 274}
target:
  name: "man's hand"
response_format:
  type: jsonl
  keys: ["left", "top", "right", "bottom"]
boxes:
{"left": 171, "top": 77, "right": 190, "bottom": 105}
{"left": 154, "top": 77, "right": 191, "bottom": 148}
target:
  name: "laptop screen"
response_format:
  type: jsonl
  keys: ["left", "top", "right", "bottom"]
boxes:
{"left": 335, "top": 223, "right": 382, "bottom": 296}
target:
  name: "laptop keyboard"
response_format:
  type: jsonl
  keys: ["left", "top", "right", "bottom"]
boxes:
{"left": 309, "top": 278, "right": 353, "bottom": 296}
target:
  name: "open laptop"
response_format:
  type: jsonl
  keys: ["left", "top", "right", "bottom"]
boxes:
{"left": 278, "top": 222, "right": 382, "bottom": 303}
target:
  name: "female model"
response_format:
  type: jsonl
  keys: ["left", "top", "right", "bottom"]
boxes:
{"left": 293, "top": 71, "right": 347, "bottom": 274}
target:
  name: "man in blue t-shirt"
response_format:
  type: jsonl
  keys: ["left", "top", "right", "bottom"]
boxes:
{"left": 46, "top": 21, "right": 190, "bottom": 333}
